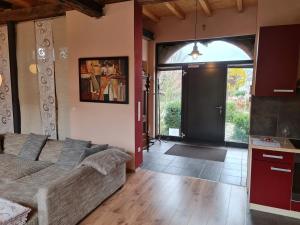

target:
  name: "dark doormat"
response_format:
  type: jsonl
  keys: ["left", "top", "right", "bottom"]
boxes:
{"left": 165, "top": 144, "right": 227, "bottom": 162}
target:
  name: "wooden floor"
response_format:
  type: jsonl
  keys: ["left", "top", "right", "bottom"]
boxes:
{"left": 80, "top": 169, "right": 300, "bottom": 225}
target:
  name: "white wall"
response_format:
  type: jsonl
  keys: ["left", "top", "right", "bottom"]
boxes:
{"left": 66, "top": 2, "right": 136, "bottom": 165}
{"left": 257, "top": 0, "right": 300, "bottom": 26}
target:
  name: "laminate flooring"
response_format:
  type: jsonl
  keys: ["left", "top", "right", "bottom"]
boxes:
{"left": 80, "top": 169, "right": 300, "bottom": 225}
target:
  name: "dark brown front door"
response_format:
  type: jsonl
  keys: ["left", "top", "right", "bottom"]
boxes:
{"left": 182, "top": 63, "right": 227, "bottom": 143}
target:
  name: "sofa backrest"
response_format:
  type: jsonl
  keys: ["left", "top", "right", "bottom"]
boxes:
{"left": 2, "top": 133, "right": 105, "bottom": 164}
{"left": 4, "top": 133, "right": 29, "bottom": 155}
{"left": 2, "top": 133, "right": 63, "bottom": 163}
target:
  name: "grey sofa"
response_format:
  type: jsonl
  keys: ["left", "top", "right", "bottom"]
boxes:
{"left": 0, "top": 133, "right": 130, "bottom": 225}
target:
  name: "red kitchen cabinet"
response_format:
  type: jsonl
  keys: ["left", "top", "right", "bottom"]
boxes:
{"left": 254, "top": 24, "right": 300, "bottom": 96}
{"left": 250, "top": 159, "right": 294, "bottom": 210}
{"left": 252, "top": 148, "right": 294, "bottom": 164}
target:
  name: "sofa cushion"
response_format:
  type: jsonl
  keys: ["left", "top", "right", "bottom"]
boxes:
{"left": 56, "top": 138, "right": 91, "bottom": 168}
{"left": 38, "top": 140, "right": 64, "bottom": 163}
{"left": 0, "top": 182, "right": 39, "bottom": 209}
{"left": 17, "top": 165, "right": 71, "bottom": 186}
{"left": 3, "top": 133, "right": 29, "bottom": 155}
{"left": 79, "top": 144, "right": 109, "bottom": 162}
{"left": 19, "top": 133, "right": 48, "bottom": 160}
{"left": 0, "top": 154, "right": 52, "bottom": 184}
{"left": 78, "top": 148, "right": 132, "bottom": 175}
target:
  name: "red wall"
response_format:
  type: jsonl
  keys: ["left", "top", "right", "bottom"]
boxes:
{"left": 134, "top": 1, "right": 143, "bottom": 168}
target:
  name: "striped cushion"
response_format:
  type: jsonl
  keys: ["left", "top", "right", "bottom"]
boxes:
{"left": 3, "top": 133, "right": 29, "bottom": 155}
{"left": 18, "top": 133, "right": 48, "bottom": 161}
{"left": 38, "top": 140, "right": 64, "bottom": 163}
{"left": 56, "top": 138, "right": 91, "bottom": 168}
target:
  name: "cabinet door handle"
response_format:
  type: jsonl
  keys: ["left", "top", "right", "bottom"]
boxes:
{"left": 271, "top": 167, "right": 291, "bottom": 173}
{"left": 263, "top": 154, "right": 283, "bottom": 159}
{"left": 273, "top": 89, "right": 294, "bottom": 93}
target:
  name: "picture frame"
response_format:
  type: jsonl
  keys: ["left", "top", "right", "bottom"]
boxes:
{"left": 79, "top": 56, "right": 129, "bottom": 104}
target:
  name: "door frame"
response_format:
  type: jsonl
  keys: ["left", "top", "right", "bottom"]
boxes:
{"left": 155, "top": 61, "right": 253, "bottom": 143}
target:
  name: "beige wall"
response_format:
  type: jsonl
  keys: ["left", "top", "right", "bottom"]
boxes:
{"left": 142, "top": 39, "right": 148, "bottom": 61}
{"left": 17, "top": 17, "right": 70, "bottom": 139}
{"left": 66, "top": 2, "right": 136, "bottom": 159}
{"left": 17, "top": 21, "right": 42, "bottom": 134}
{"left": 144, "top": 6, "right": 257, "bottom": 43}
{"left": 52, "top": 17, "right": 70, "bottom": 140}
{"left": 16, "top": 2, "right": 136, "bottom": 168}
{"left": 257, "top": 0, "right": 300, "bottom": 26}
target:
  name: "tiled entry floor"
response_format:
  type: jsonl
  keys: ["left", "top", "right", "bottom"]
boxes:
{"left": 142, "top": 140, "right": 248, "bottom": 186}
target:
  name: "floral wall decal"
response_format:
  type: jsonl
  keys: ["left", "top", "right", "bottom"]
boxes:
{"left": 35, "top": 19, "right": 57, "bottom": 139}
{"left": 0, "top": 25, "right": 14, "bottom": 133}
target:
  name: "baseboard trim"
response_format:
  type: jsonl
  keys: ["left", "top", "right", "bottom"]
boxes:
{"left": 250, "top": 203, "right": 300, "bottom": 219}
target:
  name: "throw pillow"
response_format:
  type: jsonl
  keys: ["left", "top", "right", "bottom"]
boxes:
{"left": 56, "top": 138, "right": 91, "bottom": 168}
{"left": 77, "top": 148, "right": 132, "bottom": 175}
{"left": 3, "top": 133, "right": 29, "bottom": 155}
{"left": 18, "top": 133, "right": 48, "bottom": 160}
{"left": 78, "top": 144, "right": 109, "bottom": 163}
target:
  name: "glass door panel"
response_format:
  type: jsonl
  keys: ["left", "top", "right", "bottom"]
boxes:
{"left": 158, "top": 70, "right": 182, "bottom": 137}
{"left": 225, "top": 67, "right": 253, "bottom": 143}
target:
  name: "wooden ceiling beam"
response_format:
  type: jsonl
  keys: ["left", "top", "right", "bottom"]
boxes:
{"left": 137, "top": 0, "right": 173, "bottom": 4}
{"left": 142, "top": 7, "right": 159, "bottom": 23}
{"left": 237, "top": 0, "right": 243, "bottom": 12}
{"left": 0, "top": 3, "right": 66, "bottom": 24}
{"left": 0, "top": 1, "right": 13, "bottom": 9}
{"left": 100, "top": 0, "right": 130, "bottom": 3}
{"left": 5, "top": 0, "right": 31, "bottom": 7}
{"left": 198, "top": 0, "right": 212, "bottom": 16}
{"left": 58, "top": 0, "right": 103, "bottom": 17}
{"left": 164, "top": 1, "right": 185, "bottom": 20}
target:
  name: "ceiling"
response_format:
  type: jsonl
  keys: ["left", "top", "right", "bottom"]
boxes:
{"left": 0, "top": 0, "right": 130, "bottom": 9}
{"left": 0, "top": 0, "right": 258, "bottom": 24}
{"left": 0, "top": 0, "right": 128, "bottom": 24}
{"left": 143, "top": 0, "right": 258, "bottom": 23}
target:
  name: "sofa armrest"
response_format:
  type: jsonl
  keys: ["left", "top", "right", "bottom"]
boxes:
{"left": 37, "top": 163, "right": 126, "bottom": 225}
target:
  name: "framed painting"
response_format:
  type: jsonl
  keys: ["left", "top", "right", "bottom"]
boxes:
{"left": 79, "top": 56, "right": 129, "bottom": 104}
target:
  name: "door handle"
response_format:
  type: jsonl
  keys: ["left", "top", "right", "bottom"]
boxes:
{"left": 270, "top": 167, "right": 291, "bottom": 173}
{"left": 273, "top": 89, "right": 294, "bottom": 93}
{"left": 216, "top": 106, "right": 223, "bottom": 115}
{"left": 263, "top": 154, "right": 283, "bottom": 160}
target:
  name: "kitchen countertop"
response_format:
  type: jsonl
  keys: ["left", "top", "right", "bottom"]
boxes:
{"left": 249, "top": 135, "right": 299, "bottom": 153}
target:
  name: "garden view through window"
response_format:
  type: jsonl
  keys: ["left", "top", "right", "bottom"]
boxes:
{"left": 158, "top": 70, "right": 182, "bottom": 137}
{"left": 225, "top": 67, "right": 253, "bottom": 143}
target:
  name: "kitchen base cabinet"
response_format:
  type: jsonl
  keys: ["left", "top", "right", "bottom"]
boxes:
{"left": 249, "top": 137, "right": 300, "bottom": 219}
{"left": 250, "top": 159, "right": 293, "bottom": 210}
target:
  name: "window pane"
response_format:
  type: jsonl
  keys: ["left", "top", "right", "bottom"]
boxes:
{"left": 158, "top": 70, "right": 182, "bottom": 137}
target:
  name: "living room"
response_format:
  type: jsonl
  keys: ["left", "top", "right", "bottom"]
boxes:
{"left": 0, "top": 0, "right": 300, "bottom": 224}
